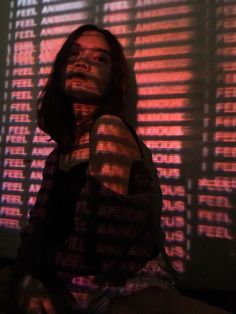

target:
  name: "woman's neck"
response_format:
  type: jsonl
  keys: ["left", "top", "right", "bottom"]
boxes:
{"left": 73, "top": 102, "right": 97, "bottom": 127}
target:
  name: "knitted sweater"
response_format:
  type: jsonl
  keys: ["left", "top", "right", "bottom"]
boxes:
{"left": 17, "top": 124, "right": 174, "bottom": 312}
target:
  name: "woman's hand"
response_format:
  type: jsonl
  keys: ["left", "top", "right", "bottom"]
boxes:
{"left": 18, "top": 275, "right": 56, "bottom": 314}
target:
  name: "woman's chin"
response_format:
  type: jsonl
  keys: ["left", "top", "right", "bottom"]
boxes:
{"left": 65, "top": 87, "right": 101, "bottom": 103}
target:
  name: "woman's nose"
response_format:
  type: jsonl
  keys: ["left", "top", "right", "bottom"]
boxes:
{"left": 74, "top": 57, "right": 90, "bottom": 72}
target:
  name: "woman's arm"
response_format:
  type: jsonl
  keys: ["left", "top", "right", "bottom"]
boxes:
{"left": 17, "top": 148, "right": 59, "bottom": 277}
{"left": 89, "top": 115, "right": 142, "bottom": 195}
{"left": 58, "top": 116, "right": 162, "bottom": 281}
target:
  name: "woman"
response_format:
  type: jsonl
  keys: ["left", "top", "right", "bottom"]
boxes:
{"left": 15, "top": 25, "right": 229, "bottom": 313}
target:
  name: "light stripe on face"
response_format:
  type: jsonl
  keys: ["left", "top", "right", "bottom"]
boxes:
{"left": 64, "top": 31, "right": 112, "bottom": 102}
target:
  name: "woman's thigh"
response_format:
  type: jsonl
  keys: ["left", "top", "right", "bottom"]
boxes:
{"left": 106, "top": 288, "right": 230, "bottom": 314}
{"left": 17, "top": 275, "right": 56, "bottom": 314}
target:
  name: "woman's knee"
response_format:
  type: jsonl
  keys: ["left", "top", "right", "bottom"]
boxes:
{"left": 106, "top": 288, "right": 230, "bottom": 314}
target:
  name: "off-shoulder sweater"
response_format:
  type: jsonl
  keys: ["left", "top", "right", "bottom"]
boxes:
{"left": 17, "top": 121, "right": 175, "bottom": 312}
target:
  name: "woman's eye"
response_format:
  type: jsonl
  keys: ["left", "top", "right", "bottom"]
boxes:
{"left": 72, "top": 51, "right": 80, "bottom": 57}
{"left": 93, "top": 55, "right": 108, "bottom": 63}
{"left": 70, "top": 48, "right": 80, "bottom": 57}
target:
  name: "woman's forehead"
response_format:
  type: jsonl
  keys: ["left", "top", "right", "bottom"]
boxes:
{"left": 74, "top": 31, "right": 110, "bottom": 52}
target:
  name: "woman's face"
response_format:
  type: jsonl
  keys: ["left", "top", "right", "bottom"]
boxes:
{"left": 64, "top": 30, "right": 112, "bottom": 102}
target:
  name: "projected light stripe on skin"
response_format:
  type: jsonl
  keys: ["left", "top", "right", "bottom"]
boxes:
{"left": 89, "top": 115, "right": 142, "bottom": 196}
{"left": 96, "top": 140, "right": 141, "bottom": 157}
{"left": 64, "top": 36, "right": 111, "bottom": 101}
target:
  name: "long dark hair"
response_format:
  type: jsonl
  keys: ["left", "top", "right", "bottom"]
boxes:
{"left": 37, "top": 24, "right": 129, "bottom": 152}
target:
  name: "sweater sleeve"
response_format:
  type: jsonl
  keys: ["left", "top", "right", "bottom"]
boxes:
{"left": 17, "top": 148, "right": 59, "bottom": 278}
{"left": 55, "top": 160, "right": 163, "bottom": 283}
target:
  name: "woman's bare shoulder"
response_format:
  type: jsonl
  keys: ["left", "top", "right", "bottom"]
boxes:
{"left": 90, "top": 114, "right": 141, "bottom": 160}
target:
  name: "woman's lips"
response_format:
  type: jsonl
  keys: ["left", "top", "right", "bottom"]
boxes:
{"left": 66, "top": 71, "right": 87, "bottom": 79}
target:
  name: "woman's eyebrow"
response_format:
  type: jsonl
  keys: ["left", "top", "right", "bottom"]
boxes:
{"left": 73, "top": 43, "right": 111, "bottom": 56}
